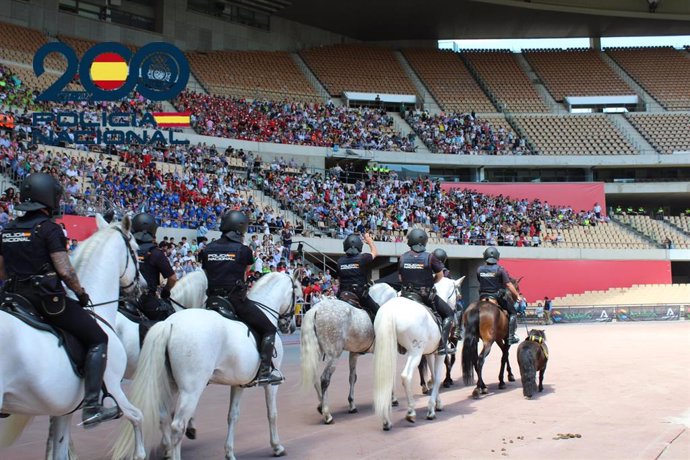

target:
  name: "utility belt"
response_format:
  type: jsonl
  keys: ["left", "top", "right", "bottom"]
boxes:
{"left": 207, "top": 282, "right": 246, "bottom": 299}
{"left": 402, "top": 285, "right": 433, "bottom": 299}
{"left": 341, "top": 284, "right": 368, "bottom": 296}
{"left": 6, "top": 273, "right": 66, "bottom": 316}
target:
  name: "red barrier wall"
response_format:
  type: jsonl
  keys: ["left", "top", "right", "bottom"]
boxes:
{"left": 56, "top": 215, "right": 98, "bottom": 241}
{"left": 500, "top": 259, "right": 672, "bottom": 303}
{"left": 441, "top": 182, "right": 607, "bottom": 216}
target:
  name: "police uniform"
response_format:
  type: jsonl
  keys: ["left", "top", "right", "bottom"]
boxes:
{"left": 476, "top": 263, "right": 516, "bottom": 315}
{"left": 200, "top": 236, "right": 276, "bottom": 339}
{"left": 337, "top": 252, "right": 379, "bottom": 316}
{"left": 138, "top": 242, "right": 175, "bottom": 320}
{"left": 398, "top": 250, "right": 454, "bottom": 319}
{"left": 1, "top": 211, "right": 108, "bottom": 349}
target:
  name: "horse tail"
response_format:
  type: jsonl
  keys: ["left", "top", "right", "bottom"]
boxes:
{"left": 300, "top": 308, "right": 321, "bottom": 392}
{"left": 518, "top": 345, "right": 537, "bottom": 398}
{"left": 373, "top": 306, "right": 397, "bottom": 424}
{"left": 462, "top": 306, "right": 480, "bottom": 386}
{"left": 111, "top": 321, "right": 174, "bottom": 459}
{"left": 0, "top": 415, "right": 33, "bottom": 448}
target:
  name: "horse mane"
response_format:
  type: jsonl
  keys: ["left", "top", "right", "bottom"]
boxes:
{"left": 250, "top": 272, "right": 287, "bottom": 293}
{"left": 71, "top": 225, "right": 118, "bottom": 274}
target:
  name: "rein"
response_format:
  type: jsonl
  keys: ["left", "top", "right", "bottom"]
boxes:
{"left": 253, "top": 274, "right": 297, "bottom": 328}
{"left": 169, "top": 297, "right": 190, "bottom": 310}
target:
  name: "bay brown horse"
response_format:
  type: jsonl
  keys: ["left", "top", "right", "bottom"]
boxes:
{"left": 461, "top": 279, "right": 521, "bottom": 399}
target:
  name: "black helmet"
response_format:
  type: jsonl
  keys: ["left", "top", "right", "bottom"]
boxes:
{"left": 132, "top": 213, "right": 158, "bottom": 243}
{"left": 343, "top": 234, "right": 363, "bottom": 255}
{"left": 432, "top": 248, "right": 447, "bottom": 264}
{"left": 407, "top": 228, "right": 428, "bottom": 252}
{"left": 16, "top": 173, "right": 62, "bottom": 213}
{"left": 483, "top": 246, "right": 500, "bottom": 264}
{"left": 221, "top": 210, "right": 249, "bottom": 242}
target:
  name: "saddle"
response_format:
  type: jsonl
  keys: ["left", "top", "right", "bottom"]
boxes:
{"left": 117, "top": 300, "right": 157, "bottom": 348}
{"left": 480, "top": 295, "right": 509, "bottom": 316}
{"left": 397, "top": 288, "right": 443, "bottom": 354}
{"left": 1, "top": 293, "right": 86, "bottom": 377}
{"left": 338, "top": 291, "right": 361, "bottom": 309}
{"left": 205, "top": 295, "right": 260, "bottom": 345}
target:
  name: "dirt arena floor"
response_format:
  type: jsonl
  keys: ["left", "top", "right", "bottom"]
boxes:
{"left": 3, "top": 320, "right": 689, "bottom": 459}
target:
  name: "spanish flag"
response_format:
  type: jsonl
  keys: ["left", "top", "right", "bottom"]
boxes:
{"left": 153, "top": 112, "right": 191, "bottom": 128}
{"left": 90, "top": 53, "right": 129, "bottom": 90}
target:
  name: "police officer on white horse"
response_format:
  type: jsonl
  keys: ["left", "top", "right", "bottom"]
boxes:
{"left": 199, "top": 210, "right": 283, "bottom": 386}
{"left": 477, "top": 246, "right": 520, "bottom": 344}
{"left": 398, "top": 229, "right": 456, "bottom": 354}
{"left": 336, "top": 233, "right": 381, "bottom": 319}
{"left": 131, "top": 213, "right": 177, "bottom": 320}
{"left": 0, "top": 173, "right": 119, "bottom": 427}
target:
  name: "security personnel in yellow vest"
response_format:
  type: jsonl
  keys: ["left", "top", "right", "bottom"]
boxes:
{"left": 398, "top": 229, "right": 455, "bottom": 354}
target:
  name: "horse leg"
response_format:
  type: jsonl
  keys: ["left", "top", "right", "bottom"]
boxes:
{"left": 443, "top": 354, "right": 454, "bottom": 388}
{"left": 401, "top": 352, "right": 422, "bottom": 423}
{"left": 507, "top": 346, "right": 515, "bottom": 382}
{"left": 46, "top": 415, "right": 73, "bottom": 460}
{"left": 539, "top": 362, "right": 547, "bottom": 393}
{"left": 171, "top": 387, "right": 204, "bottom": 460}
{"left": 427, "top": 354, "right": 445, "bottom": 420}
{"left": 473, "top": 341, "right": 493, "bottom": 398}
{"left": 104, "top": 379, "right": 146, "bottom": 460}
{"left": 264, "top": 381, "right": 286, "bottom": 457}
{"left": 347, "top": 352, "right": 359, "bottom": 413}
{"left": 319, "top": 355, "right": 339, "bottom": 424}
{"left": 185, "top": 417, "right": 197, "bottom": 440}
{"left": 224, "top": 386, "right": 243, "bottom": 460}
{"left": 159, "top": 390, "right": 176, "bottom": 459}
{"left": 418, "top": 356, "right": 429, "bottom": 395}
{"left": 498, "top": 341, "right": 508, "bottom": 390}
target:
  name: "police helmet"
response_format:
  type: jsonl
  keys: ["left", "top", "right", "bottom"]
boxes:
{"left": 132, "top": 213, "right": 158, "bottom": 243}
{"left": 432, "top": 248, "right": 447, "bottom": 264}
{"left": 221, "top": 210, "right": 249, "bottom": 242}
{"left": 483, "top": 246, "right": 500, "bottom": 264}
{"left": 407, "top": 228, "right": 428, "bottom": 252}
{"left": 16, "top": 173, "right": 63, "bottom": 213}
{"left": 343, "top": 234, "right": 363, "bottom": 256}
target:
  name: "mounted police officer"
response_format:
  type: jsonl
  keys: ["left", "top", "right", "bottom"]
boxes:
{"left": 432, "top": 248, "right": 450, "bottom": 277}
{"left": 433, "top": 247, "right": 464, "bottom": 338}
{"left": 199, "top": 210, "right": 283, "bottom": 386}
{"left": 0, "top": 173, "right": 118, "bottom": 428}
{"left": 398, "top": 229, "right": 456, "bottom": 354}
{"left": 477, "top": 246, "right": 520, "bottom": 344}
{"left": 337, "top": 232, "right": 380, "bottom": 319}
{"left": 131, "top": 213, "right": 176, "bottom": 320}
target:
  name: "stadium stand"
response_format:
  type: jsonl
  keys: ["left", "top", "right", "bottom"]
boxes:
{"left": 513, "top": 114, "right": 637, "bottom": 155}
{"left": 401, "top": 49, "right": 495, "bottom": 113}
{"left": 462, "top": 50, "right": 549, "bottom": 113}
{"left": 668, "top": 215, "right": 690, "bottom": 234}
{"left": 553, "top": 283, "right": 690, "bottom": 307}
{"left": 522, "top": 48, "right": 634, "bottom": 102}
{"left": 57, "top": 34, "right": 138, "bottom": 57}
{"left": 186, "top": 50, "right": 321, "bottom": 102}
{"left": 617, "top": 214, "right": 690, "bottom": 249}
{"left": 299, "top": 45, "right": 417, "bottom": 97}
{"left": 625, "top": 113, "right": 690, "bottom": 155}
{"left": 606, "top": 47, "right": 690, "bottom": 110}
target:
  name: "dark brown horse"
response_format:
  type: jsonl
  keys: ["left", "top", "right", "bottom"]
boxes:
{"left": 517, "top": 329, "right": 548, "bottom": 399}
{"left": 461, "top": 280, "right": 521, "bottom": 399}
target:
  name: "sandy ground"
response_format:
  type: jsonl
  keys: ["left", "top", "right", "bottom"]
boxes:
{"left": 2, "top": 320, "right": 689, "bottom": 459}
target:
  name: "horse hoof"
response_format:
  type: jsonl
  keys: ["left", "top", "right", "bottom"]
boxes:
{"left": 185, "top": 426, "right": 197, "bottom": 440}
{"left": 405, "top": 414, "right": 416, "bottom": 423}
{"left": 422, "top": 388, "right": 429, "bottom": 395}
{"left": 392, "top": 400, "right": 399, "bottom": 407}
{"left": 273, "top": 445, "right": 286, "bottom": 457}
{"left": 426, "top": 413, "right": 436, "bottom": 420}
{"left": 525, "top": 395, "right": 533, "bottom": 400}
{"left": 383, "top": 422, "right": 392, "bottom": 431}
{"left": 508, "top": 375, "right": 516, "bottom": 382}
{"left": 317, "top": 405, "right": 323, "bottom": 414}
{"left": 324, "top": 415, "right": 334, "bottom": 425}
{"left": 480, "top": 388, "right": 488, "bottom": 395}
{"left": 472, "top": 389, "right": 480, "bottom": 399}
{"left": 348, "top": 407, "right": 358, "bottom": 414}
{"left": 498, "top": 382, "right": 506, "bottom": 390}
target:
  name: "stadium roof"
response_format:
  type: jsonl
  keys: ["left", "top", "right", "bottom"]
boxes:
{"left": 276, "top": 0, "right": 690, "bottom": 42}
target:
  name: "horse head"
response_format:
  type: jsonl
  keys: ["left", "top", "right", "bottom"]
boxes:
{"left": 249, "top": 272, "right": 299, "bottom": 335}
{"left": 435, "top": 276, "right": 463, "bottom": 308}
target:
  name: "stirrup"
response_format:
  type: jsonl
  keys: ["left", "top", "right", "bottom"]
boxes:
{"left": 80, "top": 405, "right": 122, "bottom": 429}
{"left": 257, "top": 369, "right": 285, "bottom": 386}
{"left": 508, "top": 335, "right": 520, "bottom": 345}
{"left": 437, "top": 344, "right": 456, "bottom": 355}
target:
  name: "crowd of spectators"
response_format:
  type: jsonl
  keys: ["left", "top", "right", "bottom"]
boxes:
{"left": 173, "top": 91, "right": 416, "bottom": 152}
{"left": 405, "top": 110, "right": 531, "bottom": 155}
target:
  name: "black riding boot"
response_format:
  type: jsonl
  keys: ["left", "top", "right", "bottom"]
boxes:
{"left": 438, "top": 317, "right": 456, "bottom": 355}
{"left": 82, "top": 344, "right": 121, "bottom": 428}
{"left": 508, "top": 314, "right": 519, "bottom": 344}
{"left": 257, "top": 334, "right": 284, "bottom": 386}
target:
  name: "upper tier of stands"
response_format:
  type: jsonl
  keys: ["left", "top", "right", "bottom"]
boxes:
{"left": 523, "top": 48, "right": 633, "bottom": 102}
{"left": 618, "top": 215, "right": 690, "bottom": 249}
{"left": 299, "top": 45, "right": 417, "bottom": 97}
{"left": 553, "top": 284, "right": 690, "bottom": 307}
{"left": 606, "top": 47, "right": 690, "bottom": 110}
{"left": 186, "top": 50, "right": 321, "bottom": 103}
{"left": 513, "top": 114, "right": 637, "bottom": 155}
{"left": 625, "top": 113, "right": 690, "bottom": 155}
{"left": 401, "top": 49, "right": 495, "bottom": 113}
{"left": 57, "top": 34, "right": 138, "bottom": 58}
{"left": 0, "top": 22, "right": 53, "bottom": 67}
{"left": 462, "top": 50, "right": 549, "bottom": 113}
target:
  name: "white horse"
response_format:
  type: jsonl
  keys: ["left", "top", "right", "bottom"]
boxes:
{"left": 300, "top": 283, "right": 398, "bottom": 424}
{"left": 112, "top": 271, "right": 301, "bottom": 460}
{"left": 372, "top": 276, "right": 463, "bottom": 430}
{"left": 0, "top": 216, "right": 147, "bottom": 460}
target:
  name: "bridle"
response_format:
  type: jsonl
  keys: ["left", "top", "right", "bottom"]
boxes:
{"left": 253, "top": 273, "right": 297, "bottom": 333}
{"left": 114, "top": 226, "right": 140, "bottom": 292}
